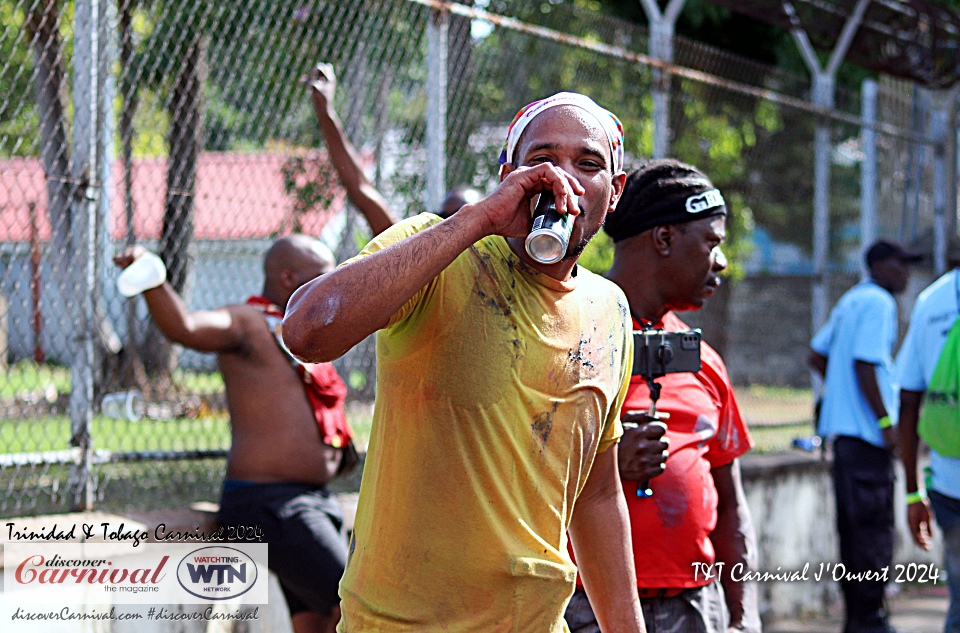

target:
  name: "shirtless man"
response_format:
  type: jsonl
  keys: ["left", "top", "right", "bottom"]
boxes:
{"left": 111, "top": 66, "right": 472, "bottom": 632}
{"left": 114, "top": 235, "right": 350, "bottom": 633}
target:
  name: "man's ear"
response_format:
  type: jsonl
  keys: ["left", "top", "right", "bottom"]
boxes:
{"left": 652, "top": 225, "right": 674, "bottom": 257}
{"left": 608, "top": 172, "right": 627, "bottom": 213}
{"left": 498, "top": 163, "right": 515, "bottom": 183}
{"left": 280, "top": 268, "right": 297, "bottom": 290}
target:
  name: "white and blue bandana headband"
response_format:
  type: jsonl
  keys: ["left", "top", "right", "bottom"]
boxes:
{"left": 498, "top": 92, "right": 625, "bottom": 174}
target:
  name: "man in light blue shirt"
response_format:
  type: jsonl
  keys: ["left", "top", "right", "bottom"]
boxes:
{"left": 809, "top": 239, "right": 921, "bottom": 633}
{"left": 898, "top": 242, "right": 960, "bottom": 633}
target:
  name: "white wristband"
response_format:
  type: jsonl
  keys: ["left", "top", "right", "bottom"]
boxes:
{"left": 117, "top": 251, "right": 167, "bottom": 297}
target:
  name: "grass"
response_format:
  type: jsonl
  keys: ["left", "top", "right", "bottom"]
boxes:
{"left": 736, "top": 384, "right": 815, "bottom": 427}
{"left": 347, "top": 393, "right": 819, "bottom": 454}
{"left": 734, "top": 385, "right": 817, "bottom": 454}
{"left": 171, "top": 368, "right": 225, "bottom": 392}
{"left": 0, "top": 415, "right": 231, "bottom": 453}
{"left": 2, "top": 359, "right": 71, "bottom": 399}
{"left": 0, "top": 357, "right": 834, "bottom": 531}
{"left": 749, "top": 422, "right": 818, "bottom": 454}
{"left": 0, "top": 374, "right": 818, "bottom": 517}
{"left": 0, "top": 411, "right": 816, "bottom": 519}
{"left": 2, "top": 361, "right": 814, "bottom": 456}
{"left": 0, "top": 404, "right": 374, "bottom": 519}
{"left": 1, "top": 406, "right": 375, "bottom": 455}
{"left": 2, "top": 361, "right": 226, "bottom": 400}
{"left": 0, "top": 459, "right": 228, "bottom": 518}
{"left": 2, "top": 363, "right": 237, "bottom": 454}
{"left": 345, "top": 401, "right": 374, "bottom": 450}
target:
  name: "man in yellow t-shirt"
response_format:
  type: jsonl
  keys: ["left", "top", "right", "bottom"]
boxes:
{"left": 283, "top": 93, "right": 645, "bottom": 632}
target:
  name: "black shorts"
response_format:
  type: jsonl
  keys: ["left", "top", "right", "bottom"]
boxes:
{"left": 218, "top": 480, "right": 347, "bottom": 616}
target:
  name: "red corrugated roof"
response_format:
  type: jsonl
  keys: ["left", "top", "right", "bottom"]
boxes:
{"left": 0, "top": 151, "right": 349, "bottom": 242}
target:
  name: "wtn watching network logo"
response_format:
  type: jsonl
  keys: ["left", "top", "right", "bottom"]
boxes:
{"left": 176, "top": 546, "right": 259, "bottom": 600}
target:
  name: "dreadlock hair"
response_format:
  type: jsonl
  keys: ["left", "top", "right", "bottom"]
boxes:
{"left": 605, "top": 158, "right": 719, "bottom": 243}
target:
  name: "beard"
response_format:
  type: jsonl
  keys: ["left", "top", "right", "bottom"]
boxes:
{"left": 562, "top": 218, "right": 603, "bottom": 262}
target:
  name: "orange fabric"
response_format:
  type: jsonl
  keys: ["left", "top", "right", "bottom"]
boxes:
{"left": 247, "top": 296, "right": 352, "bottom": 449}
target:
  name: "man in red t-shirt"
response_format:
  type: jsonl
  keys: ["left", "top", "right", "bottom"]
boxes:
{"left": 565, "top": 159, "right": 760, "bottom": 633}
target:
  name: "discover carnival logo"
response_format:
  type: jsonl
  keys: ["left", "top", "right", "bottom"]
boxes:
{"left": 176, "top": 546, "right": 259, "bottom": 600}
{"left": 13, "top": 553, "right": 168, "bottom": 587}
{"left": 3, "top": 543, "right": 268, "bottom": 605}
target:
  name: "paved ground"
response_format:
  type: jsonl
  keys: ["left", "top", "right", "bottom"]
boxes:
{"left": 766, "top": 585, "right": 949, "bottom": 633}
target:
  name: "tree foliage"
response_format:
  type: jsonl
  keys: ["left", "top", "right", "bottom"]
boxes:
{"left": 2, "top": 0, "right": 873, "bottom": 266}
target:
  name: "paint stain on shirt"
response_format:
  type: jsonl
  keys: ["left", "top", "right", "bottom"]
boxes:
{"left": 531, "top": 401, "right": 560, "bottom": 446}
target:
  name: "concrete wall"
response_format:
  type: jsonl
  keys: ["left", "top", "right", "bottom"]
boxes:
{"left": 742, "top": 453, "right": 840, "bottom": 620}
{"left": 741, "top": 452, "right": 943, "bottom": 624}
{"left": 679, "top": 274, "right": 860, "bottom": 387}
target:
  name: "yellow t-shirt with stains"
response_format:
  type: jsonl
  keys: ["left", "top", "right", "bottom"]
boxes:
{"left": 338, "top": 214, "right": 632, "bottom": 632}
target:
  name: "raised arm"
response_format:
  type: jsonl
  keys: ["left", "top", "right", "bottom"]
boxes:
{"left": 282, "top": 163, "right": 584, "bottom": 362}
{"left": 114, "top": 247, "right": 247, "bottom": 354}
{"left": 309, "top": 63, "right": 395, "bottom": 237}
{"left": 568, "top": 446, "right": 645, "bottom": 633}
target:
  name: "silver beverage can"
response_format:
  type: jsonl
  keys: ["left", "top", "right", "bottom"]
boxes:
{"left": 525, "top": 191, "right": 573, "bottom": 264}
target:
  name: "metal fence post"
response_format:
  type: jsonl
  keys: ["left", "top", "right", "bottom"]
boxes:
{"left": 788, "top": 0, "right": 870, "bottom": 333}
{"left": 933, "top": 94, "right": 948, "bottom": 275}
{"left": 426, "top": 7, "right": 449, "bottom": 214}
{"left": 934, "top": 85, "right": 960, "bottom": 272}
{"left": 860, "top": 79, "right": 877, "bottom": 279}
{"left": 97, "top": 0, "right": 118, "bottom": 343}
{"left": 811, "top": 74, "right": 833, "bottom": 333}
{"left": 650, "top": 20, "right": 672, "bottom": 160}
{"left": 639, "top": 0, "right": 685, "bottom": 159}
{"left": 949, "top": 88, "right": 959, "bottom": 245}
{"left": 69, "top": 0, "right": 100, "bottom": 512}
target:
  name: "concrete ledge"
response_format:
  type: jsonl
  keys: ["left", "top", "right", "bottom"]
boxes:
{"left": 741, "top": 450, "right": 829, "bottom": 478}
{"left": 740, "top": 449, "right": 944, "bottom": 624}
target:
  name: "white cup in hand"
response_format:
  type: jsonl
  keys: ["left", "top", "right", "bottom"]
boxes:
{"left": 117, "top": 251, "right": 166, "bottom": 297}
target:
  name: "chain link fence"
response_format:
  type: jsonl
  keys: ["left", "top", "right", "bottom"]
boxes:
{"left": 0, "top": 0, "right": 948, "bottom": 517}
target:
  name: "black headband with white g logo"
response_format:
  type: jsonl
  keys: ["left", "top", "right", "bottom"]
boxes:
{"left": 685, "top": 189, "right": 725, "bottom": 214}
{"left": 606, "top": 182, "right": 728, "bottom": 243}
